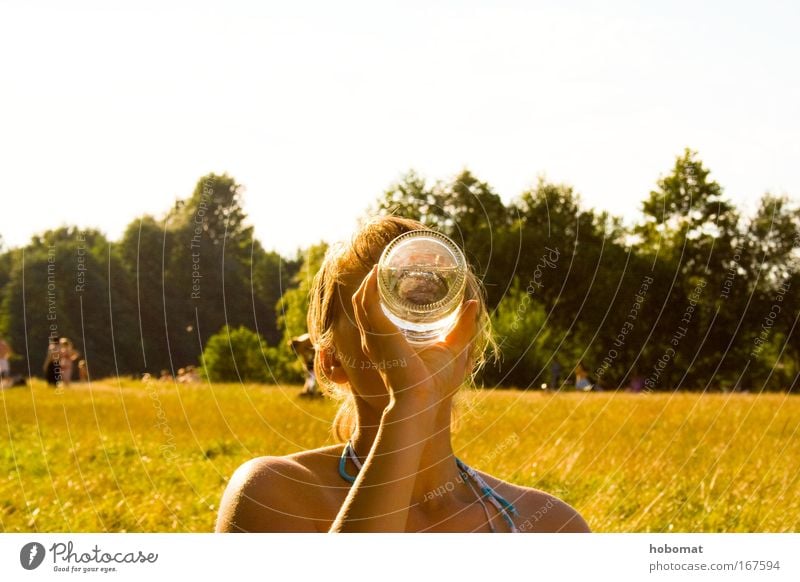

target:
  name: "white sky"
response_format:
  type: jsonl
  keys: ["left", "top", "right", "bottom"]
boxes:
{"left": 1, "top": 0, "right": 798, "bottom": 256}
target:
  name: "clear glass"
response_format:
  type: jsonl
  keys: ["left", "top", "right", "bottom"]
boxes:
{"left": 377, "top": 230, "right": 467, "bottom": 345}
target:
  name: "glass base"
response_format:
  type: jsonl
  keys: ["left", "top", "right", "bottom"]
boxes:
{"left": 380, "top": 303, "right": 460, "bottom": 346}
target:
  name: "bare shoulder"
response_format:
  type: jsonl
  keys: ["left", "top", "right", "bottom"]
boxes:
{"left": 476, "top": 471, "right": 591, "bottom": 533}
{"left": 215, "top": 444, "right": 345, "bottom": 533}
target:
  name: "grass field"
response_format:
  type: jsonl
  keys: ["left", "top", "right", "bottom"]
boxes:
{"left": 2, "top": 379, "right": 799, "bottom": 532}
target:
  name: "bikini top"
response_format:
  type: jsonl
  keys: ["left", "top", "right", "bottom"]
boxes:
{"left": 338, "top": 441, "right": 520, "bottom": 532}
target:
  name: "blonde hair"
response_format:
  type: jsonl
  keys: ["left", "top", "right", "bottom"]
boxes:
{"left": 307, "top": 215, "right": 498, "bottom": 442}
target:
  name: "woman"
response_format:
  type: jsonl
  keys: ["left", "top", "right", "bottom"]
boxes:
{"left": 58, "top": 338, "right": 79, "bottom": 387}
{"left": 575, "top": 361, "right": 593, "bottom": 392}
{"left": 43, "top": 338, "right": 61, "bottom": 386}
{"left": 0, "top": 336, "right": 11, "bottom": 388}
{"left": 215, "top": 216, "right": 589, "bottom": 533}
{"left": 290, "top": 333, "right": 319, "bottom": 397}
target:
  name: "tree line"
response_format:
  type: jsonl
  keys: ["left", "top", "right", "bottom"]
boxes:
{"left": 0, "top": 149, "right": 797, "bottom": 391}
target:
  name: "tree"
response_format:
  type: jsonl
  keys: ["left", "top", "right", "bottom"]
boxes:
{"left": 482, "top": 277, "right": 551, "bottom": 388}
{"left": 509, "top": 179, "right": 633, "bottom": 378}
{"left": 200, "top": 325, "right": 269, "bottom": 383}
{"left": 0, "top": 227, "right": 138, "bottom": 379}
{"left": 275, "top": 243, "right": 329, "bottom": 382}
{"left": 738, "top": 194, "right": 800, "bottom": 389}
{"left": 371, "top": 169, "right": 514, "bottom": 308}
{"left": 116, "top": 215, "right": 172, "bottom": 374}
{"left": 370, "top": 170, "right": 442, "bottom": 226}
{"left": 153, "top": 173, "right": 279, "bottom": 373}
{"left": 744, "top": 193, "right": 799, "bottom": 286}
{"left": 251, "top": 243, "right": 300, "bottom": 345}
{"left": 634, "top": 149, "right": 743, "bottom": 389}
{"left": 436, "top": 170, "right": 511, "bottom": 307}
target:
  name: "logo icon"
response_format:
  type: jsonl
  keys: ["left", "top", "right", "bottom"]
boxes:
{"left": 20, "top": 542, "right": 46, "bottom": 570}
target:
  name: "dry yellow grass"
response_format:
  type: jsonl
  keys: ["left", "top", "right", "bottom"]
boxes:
{"left": 2, "top": 379, "right": 798, "bottom": 532}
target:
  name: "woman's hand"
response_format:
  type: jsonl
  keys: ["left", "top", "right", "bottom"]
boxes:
{"left": 351, "top": 264, "right": 479, "bottom": 411}
{"left": 330, "top": 265, "right": 479, "bottom": 532}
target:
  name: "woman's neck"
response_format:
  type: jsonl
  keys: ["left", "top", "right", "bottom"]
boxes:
{"left": 349, "top": 396, "right": 473, "bottom": 513}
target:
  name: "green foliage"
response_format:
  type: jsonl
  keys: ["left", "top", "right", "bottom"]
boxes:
{"left": 160, "top": 173, "right": 257, "bottom": 371}
{"left": 372, "top": 170, "right": 511, "bottom": 307}
{"left": 745, "top": 193, "right": 799, "bottom": 285}
{"left": 0, "top": 153, "right": 797, "bottom": 391}
{"left": 275, "top": 243, "right": 328, "bottom": 381}
{"left": 369, "top": 170, "right": 441, "bottom": 226}
{"left": 637, "top": 148, "right": 738, "bottom": 257}
{"left": 276, "top": 243, "right": 328, "bottom": 340}
{"left": 483, "top": 278, "right": 552, "bottom": 387}
{"left": 0, "top": 227, "right": 138, "bottom": 379}
{"left": 201, "top": 325, "right": 270, "bottom": 383}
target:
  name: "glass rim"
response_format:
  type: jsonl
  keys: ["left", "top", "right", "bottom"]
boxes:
{"left": 377, "top": 229, "right": 468, "bottom": 314}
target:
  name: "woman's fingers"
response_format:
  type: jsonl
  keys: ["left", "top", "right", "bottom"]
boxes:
{"left": 360, "top": 266, "right": 397, "bottom": 336}
{"left": 352, "top": 266, "right": 413, "bottom": 362}
{"left": 356, "top": 266, "right": 414, "bottom": 363}
{"left": 443, "top": 300, "right": 478, "bottom": 358}
{"left": 351, "top": 266, "right": 477, "bottom": 401}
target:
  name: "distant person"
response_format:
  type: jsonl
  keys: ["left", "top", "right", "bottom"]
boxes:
{"left": 78, "top": 359, "right": 89, "bottom": 383}
{"left": 176, "top": 366, "right": 200, "bottom": 383}
{"left": 159, "top": 369, "right": 172, "bottom": 382}
{"left": 44, "top": 338, "right": 61, "bottom": 386}
{"left": 58, "top": 338, "right": 79, "bottom": 386}
{"left": 0, "top": 337, "right": 11, "bottom": 388}
{"left": 182, "top": 365, "right": 200, "bottom": 383}
{"left": 628, "top": 370, "right": 645, "bottom": 393}
{"left": 549, "top": 359, "right": 562, "bottom": 390}
{"left": 575, "top": 361, "right": 592, "bottom": 391}
{"left": 290, "top": 333, "right": 318, "bottom": 397}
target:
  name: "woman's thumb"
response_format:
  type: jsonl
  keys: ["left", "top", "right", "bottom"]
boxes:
{"left": 443, "top": 300, "right": 478, "bottom": 356}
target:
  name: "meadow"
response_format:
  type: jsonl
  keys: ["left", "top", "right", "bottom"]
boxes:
{"left": 2, "top": 379, "right": 798, "bottom": 532}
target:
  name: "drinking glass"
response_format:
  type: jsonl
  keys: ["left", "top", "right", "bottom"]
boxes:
{"left": 377, "top": 230, "right": 467, "bottom": 345}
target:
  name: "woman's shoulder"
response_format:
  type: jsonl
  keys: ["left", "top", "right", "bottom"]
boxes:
{"left": 474, "top": 469, "right": 591, "bottom": 533}
{"left": 215, "top": 444, "right": 346, "bottom": 533}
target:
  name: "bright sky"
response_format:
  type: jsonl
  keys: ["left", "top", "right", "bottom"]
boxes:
{"left": 1, "top": 1, "right": 798, "bottom": 257}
